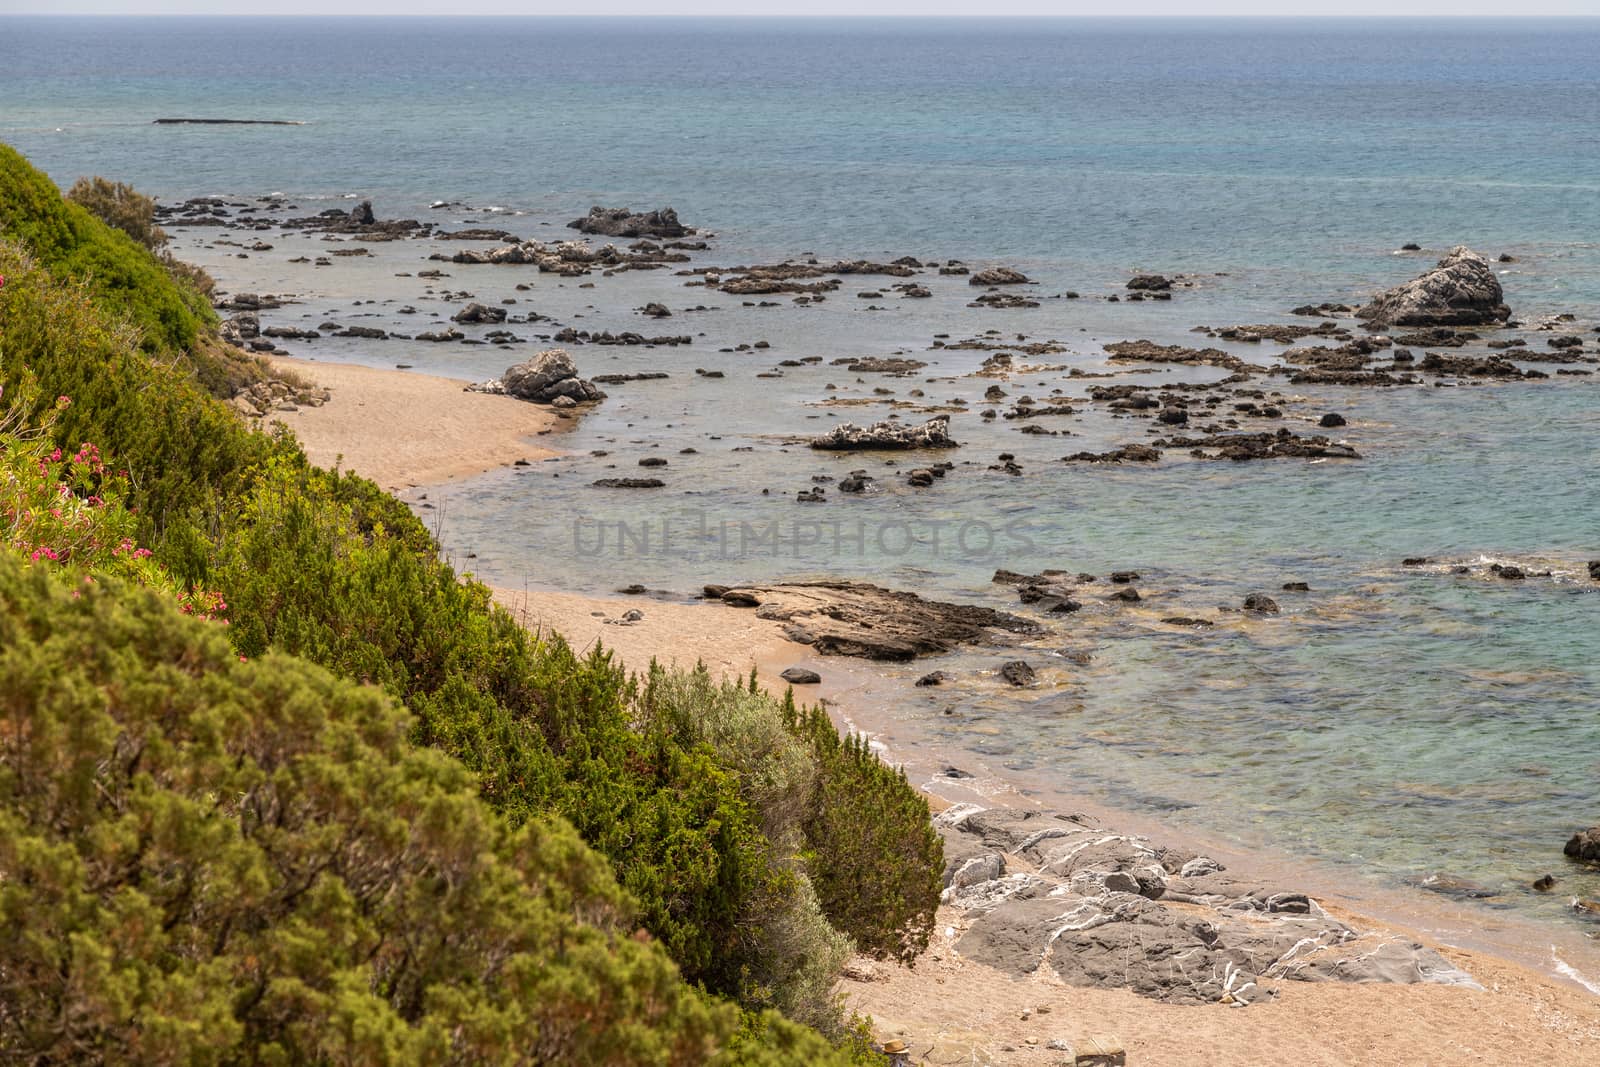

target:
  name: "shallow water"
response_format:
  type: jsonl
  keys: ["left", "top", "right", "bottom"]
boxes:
{"left": 4, "top": 15, "right": 1598, "bottom": 967}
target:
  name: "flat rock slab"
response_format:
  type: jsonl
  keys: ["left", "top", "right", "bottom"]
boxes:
{"left": 706, "top": 580, "right": 1041, "bottom": 660}
{"left": 936, "top": 805, "right": 1482, "bottom": 1005}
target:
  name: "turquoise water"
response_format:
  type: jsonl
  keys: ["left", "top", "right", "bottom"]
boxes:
{"left": 3, "top": 16, "right": 1598, "bottom": 962}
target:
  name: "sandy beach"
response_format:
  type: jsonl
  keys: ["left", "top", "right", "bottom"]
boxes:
{"left": 263, "top": 356, "right": 568, "bottom": 491}
{"left": 489, "top": 583, "right": 818, "bottom": 691}
{"left": 280, "top": 355, "right": 1600, "bottom": 1066}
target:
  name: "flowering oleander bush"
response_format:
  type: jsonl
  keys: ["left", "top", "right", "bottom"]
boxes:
{"left": 0, "top": 381, "right": 225, "bottom": 620}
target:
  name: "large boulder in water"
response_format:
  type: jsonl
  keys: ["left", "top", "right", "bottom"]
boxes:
{"left": 1356, "top": 246, "right": 1510, "bottom": 328}
{"left": 1566, "top": 825, "right": 1600, "bottom": 863}
{"left": 473, "top": 349, "right": 605, "bottom": 405}
{"left": 568, "top": 205, "right": 692, "bottom": 239}
{"left": 810, "top": 414, "right": 957, "bottom": 451}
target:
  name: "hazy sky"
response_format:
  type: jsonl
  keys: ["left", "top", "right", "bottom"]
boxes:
{"left": 5, "top": 5, "right": 1598, "bottom": 16}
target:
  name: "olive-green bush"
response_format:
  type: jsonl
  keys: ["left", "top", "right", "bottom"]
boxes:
{"left": 0, "top": 143, "right": 942, "bottom": 1053}
{"left": 0, "top": 554, "right": 860, "bottom": 1065}
{"left": 0, "top": 146, "right": 211, "bottom": 354}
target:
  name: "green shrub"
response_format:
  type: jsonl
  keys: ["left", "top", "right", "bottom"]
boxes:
{"left": 66, "top": 175, "right": 167, "bottom": 249}
{"left": 0, "top": 240, "right": 277, "bottom": 541}
{"left": 0, "top": 554, "right": 787, "bottom": 1065}
{"left": 0, "top": 145, "right": 213, "bottom": 354}
{"left": 784, "top": 693, "right": 943, "bottom": 965}
{"left": 638, "top": 665, "right": 852, "bottom": 1033}
{"left": 0, "top": 147, "right": 942, "bottom": 1049}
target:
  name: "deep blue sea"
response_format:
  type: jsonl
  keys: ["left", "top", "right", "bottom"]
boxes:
{"left": 4, "top": 16, "right": 1599, "bottom": 980}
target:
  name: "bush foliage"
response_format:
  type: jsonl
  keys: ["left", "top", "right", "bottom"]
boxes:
{"left": 66, "top": 175, "right": 167, "bottom": 249}
{"left": 0, "top": 145, "right": 211, "bottom": 354}
{"left": 0, "top": 143, "right": 942, "bottom": 1057}
{"left": 0, "top": 555, "right": 857, "bottom": 1065}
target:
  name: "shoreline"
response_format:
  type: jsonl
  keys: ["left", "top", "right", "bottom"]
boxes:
{"left": 260, "top": 330, "right": 1599, "bottom": 1064}
{"left": 262, "top": 355, "right": 571, "bottom": 492}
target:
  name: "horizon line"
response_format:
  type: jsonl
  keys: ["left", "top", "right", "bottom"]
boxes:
{"left": 6, "top": 11, "right": 1600, "bottom": 16}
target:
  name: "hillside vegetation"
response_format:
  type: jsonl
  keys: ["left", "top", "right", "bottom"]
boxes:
{"left": 0, "top": 143, "right": 941, "bottom": 1061}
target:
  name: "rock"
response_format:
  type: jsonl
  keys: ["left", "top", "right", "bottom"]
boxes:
{"left": 1282, "top": 581, "right": 1311, "bottom": 592}
{"left": 477, "top": 349, "right": 605, "bottom": 405}
{"left": 568, "top": 205, "right": 692, "bottom": 239}
{"left": 711, "top": 580, "right": 1041, "bottom": 661}
{"left": 810, "top": 415, "right": 958, "bottom": 451}
{"left": 1588, "top": 561, "right": 1600, "bottom": 581}
{"left": 1162, "top": 616, "right": 1214, "bottom": 628}
{"left": 1062, "top": 444, "right": 1162, "bottom": 464}
{"left": 969, "top": 266, "right": 1030, "bottom": 286}
{"left": 999, "top": 660, "right": 1036, "bottom": 687}
{"left": 1074, "top": 1037, "right": 1127, "bottom": 1067}
{"left": 1491, "top": 564, "right": 1526, "bottom": 580}
{"left": 1126, "top": 274, "right": 1172, "bottom": 291}
{"left": 1319, "top": 412, "right": 1347, "bottom": 428}
{"left": 781, "top": 666, "right": 822, "bottom": 685}
{"left": 592, "top": 477, "right": 664, "bottom": 489}
{"left": 1243, "top": 593, "right": 1280, "bottom": 614}
{"left": 640, "top": 302, "right": 672, "bottom": 317}
{"left": 1109, "top": 571, "right": 1140, "bottom": 584}
{"left": 1154, "top": 429, "right": 1360, "bottom": 462}
{"left": 452, "top": 302, "right": 507, "bottom": 324}
{"left": 916, "top": 671, "right": 949, "bottom": 687}
{"left": 1565, "top": 826, "right": 1600, "bottom": 863}
{"left": 1355, "top": 246, "right": 1511, "bottom": 327}
{"left": 838, "top": 472, "right": 873, "bottom": 493}
{"left": 1404, "top": 873, "right": 1498, "bottom": 900}
{"left": 1533, "top": 874, "right": 1557, "bottom": 892}
{"left": 350, "top": 199, "right": 376, "bottom": 226}
{"left": 939, "top": 805, "right": 1481, "bottom": 1004}
{"left": 838, "top": 357, "right": 926, "bottom": 374}
{"left": 1107, "top": 587, "right": 1142, "bottom": 603}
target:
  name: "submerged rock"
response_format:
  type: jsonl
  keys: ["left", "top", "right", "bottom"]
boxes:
{"left": 1355, "top": 246, "right": 1511, "bottom": 328}
{"left": 810, "top": 415, "right": 958, "bottom": 451}
{"left": 709, "top": 580, "right": 1040, "bottom": 661}
{"left": 999, "top": 660, "right": 1036, "bottom": 687}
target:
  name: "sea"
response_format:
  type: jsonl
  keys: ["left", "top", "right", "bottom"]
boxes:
{"left": 3, "top": 15, "right": 1598, "bottom": 983}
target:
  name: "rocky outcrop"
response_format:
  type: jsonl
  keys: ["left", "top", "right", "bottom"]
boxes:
{"left": 1155, "top": 429, "right": 1360, "bottom": 461}
{"left": 452, "top": 302, "right": 507, "bottom": 324}
{"left": 705, "top": 581, "right": 1040, "bottom": 660}
{"left": 969, "top": 267, "right": 1029, "bottom": 287}
{"left": 1566, "top": 826, "right": 1600, "bottom": 863}
{"left": 936, "top": 805, "right": 1481, "bottom": 1005}
{"left": 1126, "top": 274, "right": 1172, "bottom": 291}
{"left": 1356, "top": 246, "right": 1511, "bottom": 328}
{"left": 568, "top": 205, "right": 692, "bottom": 239}
{"left": 810, "top": 415, "right": 957, "bottom": 451}
{"left": 470, "top": 349, "right": 604, "bottom": 405}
